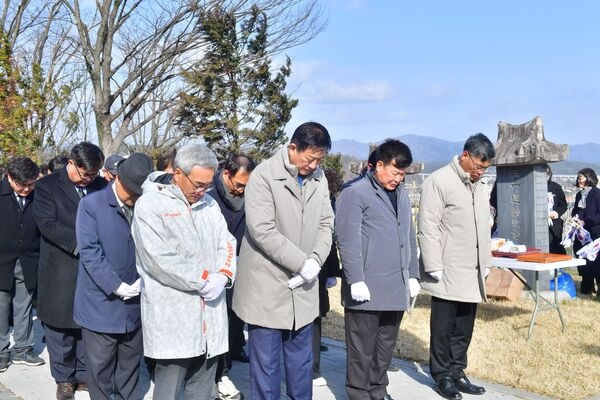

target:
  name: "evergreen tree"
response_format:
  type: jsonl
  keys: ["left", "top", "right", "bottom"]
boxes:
{"left": 0, "top": 34, "right": 40, "bottom": 163}
{"left": 321, "top": 153, "right": 344, "bottom": 179}
{"left": 176, "top": 5, "right": 298, "bottom": 161}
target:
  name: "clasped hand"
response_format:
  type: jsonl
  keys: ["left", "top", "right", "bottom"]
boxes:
{"left": 114, "top": 279, "right": 141, "bottom": 300}
{"left": 199, "top": 273, "right": 228, "bottom": 301}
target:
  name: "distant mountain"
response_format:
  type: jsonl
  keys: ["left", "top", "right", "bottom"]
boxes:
{"left": 331, "top": 136, "right": 600, "bottom": 175}
{"left": 331, "top": 134, "right": 463, "bottom": 162}
{"left": 567, "top": 143, "right": 600, "bottom": 163}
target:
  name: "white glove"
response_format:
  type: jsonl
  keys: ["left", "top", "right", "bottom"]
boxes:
{"left": 484, "top": 267, "right": 491, "bottom": 277}
{"left": 350, "top": 281, "right": 371, "bottom": 302}
{"left": 126, "top": 278, "right": 142, "bottom": 300}
{"left": 326, "top": 277, "right": 337, "bottom": 289}
{"left": 288, "top": 274, "right": 304, "bottom": 289}
{"left": 429, "top": 270, "right": 443, "bottom": 281}
{"left": 199, "top": 273, "right": 228, "bottom": 301}
{"left": 114, "top": 282, "right": 140, "bottom": 300}
{"left": 130, "top": 278, "right": 141, "bottom": 291}
{"left": 299, "top": 258, "right": 320, "bottom": 282}
{"left": 408, "top": 278, "right": 421, "bottom": 298}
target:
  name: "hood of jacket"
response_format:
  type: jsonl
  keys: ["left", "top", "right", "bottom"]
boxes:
{"left": 141, "top": 171, "right": 212, "bottom": 208}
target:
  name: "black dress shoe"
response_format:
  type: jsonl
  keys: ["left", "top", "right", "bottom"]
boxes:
{"left": 434, "top": 376, "right": 462, "bottom": 400}
{"left": 453, "top": 376, "right": 485, "bottom": 395}
{"left": 230, "top": 349, "right": 249, "bottom": 363}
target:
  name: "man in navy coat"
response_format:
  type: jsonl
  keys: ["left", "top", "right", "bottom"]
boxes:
{"left": 33, "top": 142, "right": 107, "bottom": 400}
{"left": 0, "top": 157, "right": 45, "bottom": 373}
{"left": 74, "top": 153, "right": 153, "bottom": 400}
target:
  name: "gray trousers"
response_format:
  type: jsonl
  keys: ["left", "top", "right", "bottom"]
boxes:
{"left": 153, "top": 354, "right": 218, "bottom": 400}
{"left": 344, "top": 309, "right": 403, "bottom": 400}
{"left": 82, "top": 327, "right": 143, "bottom": 400}
{"left": 0, "top": 261, "right": 34, "bottom": 357}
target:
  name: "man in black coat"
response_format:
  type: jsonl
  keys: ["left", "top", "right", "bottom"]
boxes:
{"left": 211, "top": 153, "right": 255, "bottom": 399}
{"left": 33, "top": 142, "right": 107, "bottom": 400}
{"left": 0, "top": 157, "right": 45, "bottom": 373}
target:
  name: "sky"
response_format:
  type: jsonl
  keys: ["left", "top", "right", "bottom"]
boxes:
{"left": 283, "top": 0, "right": 600, "bottom": 145}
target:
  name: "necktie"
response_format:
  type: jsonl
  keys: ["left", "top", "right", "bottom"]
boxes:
{"left": 17, "top": 196, "right": 26, "bottom": 209}
{"left": 122, "top": 206, "right": 132, "bottom": 225}
{"left": 77, "top": 187, "right": 86, "bottom": 198}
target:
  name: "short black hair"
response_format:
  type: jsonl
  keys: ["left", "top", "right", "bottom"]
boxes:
{"left": 463, "top": 133, "right": 495, "bottom": 162}
{"left": 7, "top": 157, "right": 39, "bottom": 183}
{"left": 374, "top": 139, "right": 413, "bottom": 169}
{"left": 157, "top": 149, "right": 176, "bottom": 171}
{"left": 290, "top": 122, "right": 331, "bottom": 152}
{"left": 70, "top": 142, "right": 104, "bottom": 171}
{"left": 48, "top": 156, "right": 68, "bottom": 173}
{"left": 221, "top": 153, "right": 256, "bottom": 176}
{"left": 576, "top": 168, "right": 598, "bottom": 187}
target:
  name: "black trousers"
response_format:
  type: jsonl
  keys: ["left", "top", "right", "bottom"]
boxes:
{"left": 81, "top": 327, "right": 143, "bottom": 400}
{"left": 43, "top": 323, "right": 86, "bottom": 384}
{"left": 574, "top": 240, "right": 600, "bottom": 294}
{"left": 429, "top": 297, "right": 477, "bottom": 381}
{"left": 312, "top": 317, "right": 322, "bottom": 379}
{"left": 344, "top": 308, "right": 403, "bottom": 400}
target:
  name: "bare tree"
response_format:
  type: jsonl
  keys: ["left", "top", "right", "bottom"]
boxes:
{"left": 62, "top": 0, "right": 326, "bottom": 155}
{"left": 1, "top": 0, "right": 83, "bottom": 158}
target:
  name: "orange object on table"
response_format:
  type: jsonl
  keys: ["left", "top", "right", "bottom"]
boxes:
{"left": 516, "top": 252, "right": 573, "bottom": 263}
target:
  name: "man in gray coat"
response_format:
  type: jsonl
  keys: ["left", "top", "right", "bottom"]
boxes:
{"left": 418, "top": 133, "right": 495, "bottom": 400}
{"left": 336, "top": 139, "right": 420, "bottom": 400}
{"left": 232, "top": 122, "right": 334, "bottom": 400}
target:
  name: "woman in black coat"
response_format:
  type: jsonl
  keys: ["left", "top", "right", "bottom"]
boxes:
{"left": 547, "top": 165, "right": 568, "bottom": 254}
{"left": 571, "top": 168, "right": 600, "bottom": 294}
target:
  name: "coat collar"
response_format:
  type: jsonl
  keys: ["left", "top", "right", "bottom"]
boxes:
{"left": 0, "top": 178, "right": 14, "bottom": 196}
{"left": 271, "top": 146, "right": 324, "bottom": 182}
{"left": 365, "top": 170, "right": 402, "bottom": 218}
{"left": 55, "top": 167, "right": 84, "bottom": 206}
{"left": 55, "top": 166, "right": 107, "bottom": 205}
{"left": 1, "top": 177, "right": 34, "bottom": 200}
{"left": 270, "top": 147, "right": 324, "bottom": 202}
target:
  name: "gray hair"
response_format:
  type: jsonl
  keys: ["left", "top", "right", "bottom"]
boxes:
{"left": 173, "top": 144, "right": 218, "bottom": 173}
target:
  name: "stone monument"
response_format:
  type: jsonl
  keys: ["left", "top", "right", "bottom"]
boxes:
{"left": 494, "top": 116, "right": 569, "bottom": 288}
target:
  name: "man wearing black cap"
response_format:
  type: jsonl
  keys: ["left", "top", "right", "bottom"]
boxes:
{"left": 102, "top": 154, "right": 125, "bottom": 182}
{"left": 73, "top": 153, "right": 153, "bottom": 400}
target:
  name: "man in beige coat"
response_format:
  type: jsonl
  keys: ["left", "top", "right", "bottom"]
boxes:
{"left": 418, "top": 133, "right": 495, "bottom": 400}
{"left": 233, "top": 122, "right": 334, "bottom": 400}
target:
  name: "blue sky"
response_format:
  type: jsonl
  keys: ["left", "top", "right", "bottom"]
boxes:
{"left": 284, "top": 0, "right": 600, "bottom": 145}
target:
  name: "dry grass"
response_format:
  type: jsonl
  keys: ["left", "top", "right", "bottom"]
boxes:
{"left": 322, "top": 268, "right": 600, "bottom": 400}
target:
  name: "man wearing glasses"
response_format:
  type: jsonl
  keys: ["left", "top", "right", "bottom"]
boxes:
{"left": 34, "top": 142, "right": 106, "bottom": 400}
{"left": 418, "top": 133, "right": 495, "bottom": 400}
{"left": 233, "top": 122, "right": 334, "bottom": 400}
{"left": 132, "top": 144, "right": 236, "bottom": 399}
{"left": 0, "top": 157, "right": 45, "bottom": 373}
{"left": 210, "top": 153, "right": 256, "bottom": 400}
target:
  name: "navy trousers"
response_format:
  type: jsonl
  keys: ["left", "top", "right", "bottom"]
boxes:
{"left": 248, "top": 323, "right": 313, "bottom": 400}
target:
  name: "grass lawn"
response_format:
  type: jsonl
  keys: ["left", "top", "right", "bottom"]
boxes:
{"left": 323, "top": 267, "right": 600, "bottom": 400}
